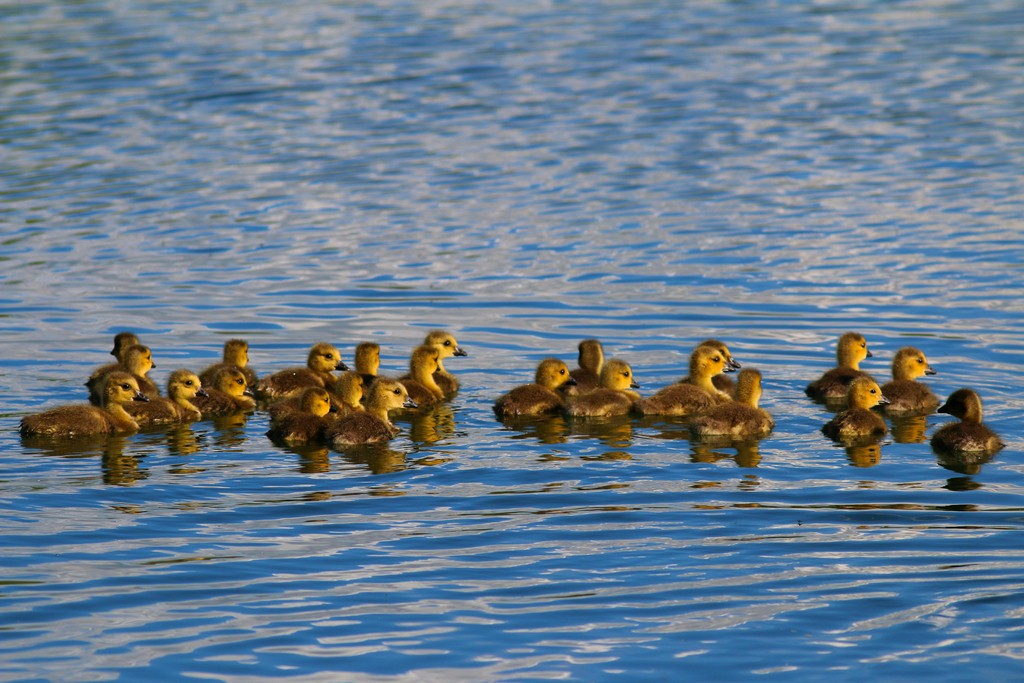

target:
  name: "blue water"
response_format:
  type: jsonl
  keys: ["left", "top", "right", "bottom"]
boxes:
{"left": 3, "top": 1, "right": 1024, "bottom": 680}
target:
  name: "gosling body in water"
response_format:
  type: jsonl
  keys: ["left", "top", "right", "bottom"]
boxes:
{"left": 22, "top": 371, "right": 150, "bottom": 438}
{"left": 881, "top": 347, "right": 938, "bottom": 414}
{"left": 806, "top": 332, "right": 874, "bottom": 402}
{"left": 690, "top": 368, "right": 773, "bottom": 439}
{"left": 326, "top": 379, "right": 417, "bottom": 446}
{"left": 564, "top": 359, "right": 640, "bottom": 418}
{"left": 931, "top": 388, "right": 1003, "bottom": 455}
{"left": 493, "top": 358, "right": 577, "bottom": 417}
{"left": 822, "top": 376, "right": 889, "bottom": 441}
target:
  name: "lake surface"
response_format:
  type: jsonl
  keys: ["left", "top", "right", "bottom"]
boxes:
{"left": 3, "top": 0, "right": 1024, "bottom": 680}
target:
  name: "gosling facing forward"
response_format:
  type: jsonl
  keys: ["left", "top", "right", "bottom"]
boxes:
{"left": 881, "top": 346, "right": 938, "bottom": 414}
{"left": 822, "top": 376, "right": 889, "bottom": 440}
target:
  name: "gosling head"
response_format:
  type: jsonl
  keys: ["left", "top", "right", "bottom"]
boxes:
{"left": 410, "top": 344, "right": 441, "bottom": 378}
{"left": 213, "top": 367, "right": 251, "bottom": 398}
{"left": 735, "top": 368, "right": 763, "bottom": 408}
{"left": 370, "top": 378, "right": 418, "bottom": 411}
{"left": 167, "top": 369, "right": 207, "bottom": 401}
{"left": 308, "top": 342, "right": 348, "bottom": 373}
{"left": 837, "top": 332, "right": 871, "bottom": 370}
{"left": 577, "top": 339, "right": 604, "bottom": 374}
{"left": 102, "top": 371, "right": 149, "bottom": 407}
{"left": 599, "top": 359, "right": 639, "bottom": 391}
{"left": 846, "top": 376, "right": 889, "bottom": 410}
{"left": 334, "top": 371, "right": 365, "bottom": 407}
{"left": 299, "top": 387, "right": 332, "bottom": 418}
{"left": 535, "top": 358, "right": 576, "bottom": 390}
{"left": 110, "top": 332, "right": 141, "bottom": 361}
{"left": 122, "top": 344, "right": 156, "bottom": 375}
{"left": 355, "top": 342, "right": 381, "bottom": 376}
{"left": 938, "top": 388, "right": 984, "bottom": 423}
{"left": 424, "top": 330, "right": 467, "bottom": 359}
{"left": 891, "top": 346, "right": 936, "bottom": 381}
{"left": 699, "top": 339, "right": 741, "bottom": 372}
{"left": 689, "top": 345, "right": 728, "bottom": 379}
{"left": 223, "top": 339, "right": 250, "bottom": 367}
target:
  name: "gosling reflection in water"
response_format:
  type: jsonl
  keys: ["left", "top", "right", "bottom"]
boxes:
{"left": 690, "top": 439, "right": 762, "bottom": 468}
{"left": 845, "top": 442, "right": 882, "bottom": 468}
{"left": 338, "top": 443, "right": 408, "bottom": 475}
{"left": 398, "top": 402, "right": 456, "bottom": 445}
{"left": 888, "top": 414, "right": 928, "bottom": 444}
{"left": 566, "top": 414, "right": 634, "bottom": 450}
{"left": 497, "top": 414, "right": 569, "bottom": 445}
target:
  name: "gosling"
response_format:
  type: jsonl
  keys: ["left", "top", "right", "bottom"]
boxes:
{"left": 493, "top": 358, "right": 577, "bottom": 417}
{"left": 255, "top": 342, "right": 348, "bottom": 399}
{"left": 126, "top": 369, "right": 208, "bottom": 427}
{"left": 564, "top": 359, "right": 640, "bottom": 418}
{"left": 639, "top": 346, "right": 729, "bottom": 416}
{"left": 931, "top": 388, "right": 1004, "bottom": 455}
{"left": 806, "top": 332, "right": 874, "bottom": 402}
{"left": 822, "top": 376, "right": 889, "bottom": 440}
{"left": 690, "top": 368, "right": 773, "bottom": 439}
{"left": 199, "top": 339, "right": 258, "bottom": 389}
{"left": 326, "top": 378, "right": 418, "bottom": 446}
{"left": 881, "top": 347, "right": 939, "bottom": 414}
{"left": 21, "top": 371, "right": 149, "bottom": 438}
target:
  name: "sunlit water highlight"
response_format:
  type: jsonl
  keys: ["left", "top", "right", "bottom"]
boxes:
{"left": 2, "top": 1, "right": 1024, "bottom": 680}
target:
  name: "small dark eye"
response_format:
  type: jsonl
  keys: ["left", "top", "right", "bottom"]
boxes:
{"left": 393, "top": 388, "right": 401, "bottom": 395}
{"left": 713, "top": 356, "right": 721, "bottom": 363}
{"left": 184, "top": 380, "right": 193, "bottom": 386}
{"left": 559, "top": 368, "right": 566, "bottom": 375}
{"left": 236, "top": 379, "right": 244, "bottom": 385}
{"left": 917, "top": 358, "right": 924, "bottom": 364}
{"left": 324, "top": 353, "right": 334, "bottom": 359}
{"left": 121, "top": 383, "right": 130, "bottom": 390}
{"left": 870, "top": 388, "right": 877, "bottom": 394}
{"left": 443, "top": 340, "right": 452, "bottom": 346}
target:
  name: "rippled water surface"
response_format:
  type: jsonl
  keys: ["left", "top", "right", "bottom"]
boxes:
{"left": 3, "top": 1, "right": 1024, "bottom": 680}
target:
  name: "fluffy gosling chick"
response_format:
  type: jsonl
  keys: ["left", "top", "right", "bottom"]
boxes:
{"left": 127, "top": 369, "right": 208, "bottom": 427}
{"left": 881, "top": 346, "right": 938, "bottom": 414}
{"left": 22, "top": 371, "right": 149, "bottom": 438}
{"left": 266, "top": 386, "right": 333, "bottom": 444}
{"left": 87, "top": 343, "right": 160, "bottom": 405}
{"left": 493, "top": 358, "right": 577, "bottom": 418}
{"left": 690, "top": 368, "right": 774, "bottom": 439}
{"left": 806, "top": 332, "right": 874, "bottom": 402}
{"left": 931, "top": 388, "right": 1004, "bottom": 455}
{"left": 199, "top": 339, "right": 258, "bottom": 389}
{"left": 822, "top": 376, "right": 889, "bottom": 440}
{"left": 564, "top": 359, "right": 640, "bottom": 418}
{"left": 639, "top": 345, "right": 729, "bottom": 416}
{"left": 255, "top": 342, "right": 348, "bottom": 399}
{"left": 192, "top": 367, "right": 256, "bottom": 416}
{"left": 326, "top": 378, "right": 418, "bottom": 446}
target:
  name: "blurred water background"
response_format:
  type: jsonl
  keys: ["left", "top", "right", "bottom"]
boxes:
{"left": 2, "top": 0, "right": 1024, "bottom": 680}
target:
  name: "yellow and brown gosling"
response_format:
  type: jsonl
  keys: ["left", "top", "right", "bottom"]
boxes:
{"left": 638, "top": 345, "right": 729, "bottom": 416}
{"left": 822, "top": 376, "right": 889, "bottom": 441}
{"left": 569, "top": 339, "right": 605, "bottom": 393}
{"left": 931, "top": 388, "right": 1004, "bottom": 455}
{"left": 494, "top": 358, "right": 577, "bottom": 418}
{"left": 110, "top": 332, "right": 141, "bottom": 359}
{"left": 680, "top": 339, "right": 742, "bottom": 395}
{"left": 806, "top": 332, "right": 874, "bottom": 402}
{"left": 22, "top": 371, "right": 149, "bottom": 438}
{"left": 400, "top": 345, "right": 446, "bottom": 408}
{"left": 87, "top": 343, "right": 160, "bottom": 405}
{"left": 199, "top": 339, "right": 258, "bottom": 389}
{"left": 421, "top": 330, "right": 467, "bottom": 395}
{"left": 329, "top": 371, "right": 366, "bottom": 416}
{"left": 192, "top": 367, "right": 256, "bottom": 416}
{"left": 564, "top": 359, "right": 641, "bottom": 418}
{"left": 266, "top": 386, "right": 333, "bottom": 444}
{"left": 690, "top": 368, "right": 774, "bottom": 439}
{"left": 254, "top": 342, "right": 348, "bottom": 399}
{"left": 354, "top": 342, "right": 381, "bottom": 386}
{"left": 126, "top": 369, "right": 208, "bottom": 427}
{"left": 881, "top": 346, "right": 939, "bottom": 414}
{"left": 326, "top": 378, "right": 417, "bottom": 446}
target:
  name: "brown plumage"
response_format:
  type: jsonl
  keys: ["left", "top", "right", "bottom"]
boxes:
{"left": 565, "top": 359, "right": 640, "bottom": 418}
{"left": 255, "top": 342, "right": 348, "bottom": 399}
{"left": 126, "top": 369, "right": 207, "bottom": 427}
{"left": 21, "top": 371, "right": 149, "bottom": 438}
{"left": 87, "top": 343, "right": 160, "bottom": 405}
{"left": 691, "top": 368, "right": 774, "bottom": 439}
{"left": 266, "top": 387, "right": 333, "bottom": 444}
{"left": 639, "top": 346, "right": 729, "bottom": 416}
{"left": 494, "top": 358, "right": 577, "bottom": 417}
{"left": 199, "top": 339, "right": 258, "bottom": 389}
{"left": 931, "top": 388, "right": 1004, "bottom": 455}
{"left": 806, "top": 332, "right": 874, "bottom": 402}
{"left": 354, "top": 342, "right": 381, "bottom": 386}
{"left": 822, "top": 376, "right": 889, "bottom": 440}
{"left": 192, "top": 367, "right": 256, "bottom": 416}
{"left": 679, "top": 339, "right": 741, "bottom": 395}
{"left": 326, "top": 378, "right": 417, "bottom": 446}
{"left": 400, "top": 345, "right": 446, "bottom": 408}
{"left": 881, "top": 346, "right": 939, "bottom": 414}
{"left": 569, "top": 339, "right": 604, "bottom": 393}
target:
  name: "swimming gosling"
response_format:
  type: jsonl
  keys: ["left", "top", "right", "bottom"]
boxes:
{"left": 564, "top": 359, "right": 640, "bottom": 418}
{"left": 421, "top": 330, "right": 467, "bottom": 395}
{"left": 822, "top": 376, "right": 889, "bottom": 440}
{"left": 255, "top": 342, "right": 348, "bottom": 399}
{"left": 21, "top": 371, "right": 149, "bottom": 438}
{"left": 87, "top": 343, "right": 160, "bottom": 405}
{"left": 192, "top": 367, "right": 256, "bottom": 416}
{"left": 690, "top": 368, "right": 773, "bottom": 439}
{"left": 806, "top": 332, "right": 874, "bottom": 402}
{"left": 326, "top": 378, "right": 418, "bottom": 446}
{"left": 680, "top": 339, "right": 742, "bottom": 395}
{"left": 199, "top": 339, "right": 258, "bottom": 389}
{"left": 126, "top": 369, "right": 208, "bottom": 427}
{"left": 639, "top": 345, "right": 729, "bottom": 416}
{"left": 881, "top": 346, "right": 938, "bottom": 414}
{"left": 493, "top": 358, "right": 577, "bottom": 417}
{"left": 266, "top": 387, "right": 333, "bottom": 444}
{"left": 931, "top": 388, "right": 1004, "bottom": 455}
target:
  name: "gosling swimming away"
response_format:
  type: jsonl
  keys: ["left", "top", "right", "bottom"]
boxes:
{"left": 569, "top": 339, "right": 604, "bottom": 393}
{"left": 87, "top": 343, "right": 160, "bottom": 405}
{"left": 821, "top": 376, "right": 889, "bottom": 440}
{"left": 680, "top": 339, "right": 742, "bottom": 395}
{"left": 639, "top": 345, "right": 729, "bottom": 416}
{"left": 881, "top": 346, "right": 939, "bottom": 414}
{"left": 690, "top": 368, "right": 773, "bottom": 439}
{"left": 199, "top": 339, "right": 258, "bottom": 389}
{"left": 126, "top": 369, "right": 208, "bottom": 427}
{"left": 805, "top": 332, "right": 874, "bottom": 402}
{"left": 493, "top": 358, "right": 577, "bottom": 417}
{"left": 354, "top": 342, "right": 381, "bottom": 386}
{"left": 564, "top": 359, "right": 640, "bottom": 418}
{"left": 421, "top": 330, "right": 467, "bottom": 395}
{"left": 326, "top": 378, "right": 417, "bottom": 446}
{"left": 255, "top": 342, "right": 348, "bottom": 399}
{"left": 192, "top": 367, "right": 256, "bottom": 416}
{"left": 931, "top": 388, "right": 1004, "bottom": 455}
{"left": 400, "top": 345, "right": 446, "bottom": 408}
{"left": 21, "top": 371, "right": 149, "bottom": 438}
{"left": 266, "top": 386, "right": 333, "bottom": 444}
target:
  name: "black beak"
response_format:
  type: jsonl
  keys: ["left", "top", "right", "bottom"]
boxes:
{"left": 563, "top": 377, "right": 578, "bottom": 386}
{"left": 866, "top": 349, "right": 873, "bottom": 358}
{"left": 630, "top": 380, "right": 640, "bottom": 389}
{"left": 877, "top": 394, "right": 890, "bottom": 405}
{"left": 403, "top": 397, "right": 418, "bottom": 409}
{"left": 133, "top": 392, "right": 150, "bottom": 402}
{"left": 937, "top": 403, "right": 950, "bottom": 414}
{"left": 453, "top": 346, "right": 468, "bottom": 357}
{"left": 729, "top": 358, "right": 742, "bottom": 371}
{"left": 337, "top": 361, "right": 350, "bottom": 371}
{"left": 925, "top": 367, "right": 937, "bottom": 376}
{"left": 196, "top": 388, "right": 209, "bottom": 398}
